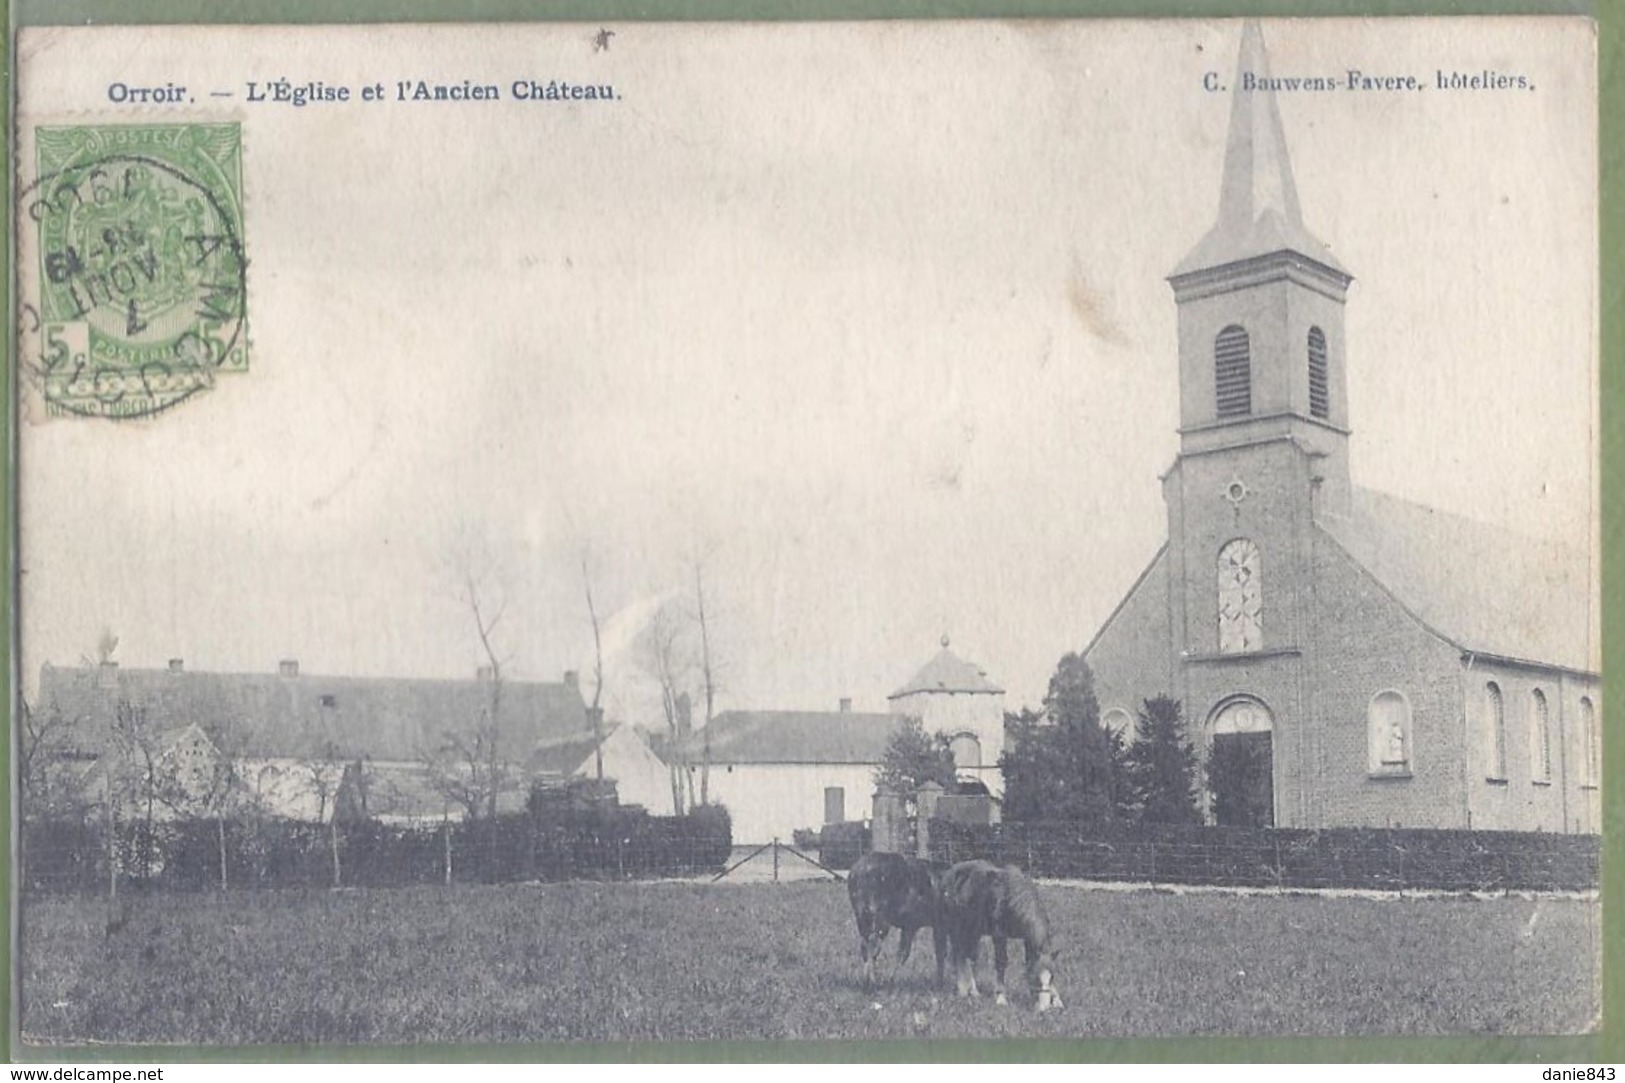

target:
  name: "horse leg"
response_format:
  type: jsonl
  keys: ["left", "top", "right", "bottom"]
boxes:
{"left": 992, "top": 937, "right": 1009, "bottom": 1006}
{"left": 955, "top": 935, "right": 981, "bottom": 999}
{"left": 932, "top": 925, "right": 948, "bottom": 987}
{"left": 896, "top": 924, "right": 917, "bottom": 972}
{"left": 856, "top": 911, "right": 879, "bottom": 988}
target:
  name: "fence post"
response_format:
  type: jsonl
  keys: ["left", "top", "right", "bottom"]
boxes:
{"left": 443, "top": 817, "right": 452, "bottom": 885}
{"left": 773, "top": 838, "right": 780, "bottom": 882}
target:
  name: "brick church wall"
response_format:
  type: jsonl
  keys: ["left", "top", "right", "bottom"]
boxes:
{"left": 1085, "top": 546, "right": 1174, "bottom": 729}
{"left": 1307, "top": 533, "right": 1469, "bottom": 829}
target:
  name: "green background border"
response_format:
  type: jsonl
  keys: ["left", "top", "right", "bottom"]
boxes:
{"left": 4, "top": 0, "right": 1614, "bottom": 1064}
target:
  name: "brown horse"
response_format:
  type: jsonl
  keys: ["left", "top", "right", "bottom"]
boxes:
{"left": 846, "top": 851, "right": 947, "bottom": 988}
{"left": 939, "top": 860, "right": 1063, "bottom": 1010}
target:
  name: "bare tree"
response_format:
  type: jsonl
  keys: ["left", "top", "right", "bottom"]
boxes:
{"left": 423, "top": 545, "right": 518, "bottom": 823}
{"left": 583, "top": 556, "right": 606, "bottom": 782}
{"left": 694, "top": 563, "right": 719, "bottom": 807}
{"left": 108, "top": 700, "right": 165, "bottom": 880}
{"left": 640, "top": 604, "right": 693, "bottom": 815}
{"left": 466, "top": 568, "right": 508, "bottom": 820}
{"left": 18, "top": 695, "right": 97, "bottom": 890}
{"left": 18, "top": 695, "right": 88, "bottom": 820}
{"left": 296, "top": 732, "right": 347, "bottom": 888}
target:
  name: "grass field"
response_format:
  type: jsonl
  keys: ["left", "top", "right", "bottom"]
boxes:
{"left": 18, "top": 880, "right": 1600, "bottom": 1045}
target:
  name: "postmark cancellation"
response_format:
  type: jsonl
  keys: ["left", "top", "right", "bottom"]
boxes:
{"left": 19, "top": 122, "right": 248, "bottom": 420}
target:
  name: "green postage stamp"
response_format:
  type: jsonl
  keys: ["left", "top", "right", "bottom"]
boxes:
{"left": 22, "top": 123, "right": 247, "bottom": 419}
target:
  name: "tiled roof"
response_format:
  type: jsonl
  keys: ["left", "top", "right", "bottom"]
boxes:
{"left": 37, "top": 664, "right": 591, "bottom": 763}
{"left": 889, "top": 646, "right": 1004, "bottom": 698}
{"left": 528, "top": 730, "right": 609, "bottom": 776}
{"left": 1320, "top": 487, "right": 1599, "bottom": 674}
{"left": 691, "top": 709, "right": 903, "bottom": 765}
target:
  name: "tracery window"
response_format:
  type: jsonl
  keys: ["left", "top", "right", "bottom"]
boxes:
{"left": 1217, "top": 538, "right": 1262, "bottom": 654}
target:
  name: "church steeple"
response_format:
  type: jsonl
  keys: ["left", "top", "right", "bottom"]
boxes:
{"left": 1165, "top": 19, "right": 1354, "bottom": 514}
{"left": 1174, "top": 21, "right": 1346, "bottom": 278}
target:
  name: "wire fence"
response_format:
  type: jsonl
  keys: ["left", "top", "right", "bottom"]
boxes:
{"left": 20, "top": 806, "right": 733, "bottom": 895}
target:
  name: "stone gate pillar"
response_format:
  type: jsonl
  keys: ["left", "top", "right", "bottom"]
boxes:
{"left": 915, "top": 781, "right": 944, "bottom": 859}
{"left": 871, "top": 790, "right": 907, "bottom": 853}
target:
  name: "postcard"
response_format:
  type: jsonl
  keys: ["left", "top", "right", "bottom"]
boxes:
{"left": 12, "top": 17, "right": 1599, "bottom": 1048}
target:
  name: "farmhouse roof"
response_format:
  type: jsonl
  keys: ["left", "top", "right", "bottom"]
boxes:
{"left": 1171, "top": 20, "right": 1348, "bottom": 279}
{"left": 693, "top": 709, "right": 902, "bottom": 765}
{"left": 37, "top": 664, "right": 591, "bottom": 763}
{"left": 1319, "top": 487, "right": 1599, "bottom": 675}
{"left": 889, "top": 643, "right": 1004, "bottom": 699}
{"left": 529, "top": 729, "right": 611, "bottom": 776}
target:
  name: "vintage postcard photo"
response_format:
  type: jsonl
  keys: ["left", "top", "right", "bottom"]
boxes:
{"left": 11, "top": 16, "right": 1599, "bottom": 1047}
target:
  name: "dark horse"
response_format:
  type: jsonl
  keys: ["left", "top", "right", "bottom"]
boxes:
{"left": 847, "top": 851, "right": 947, "bottom": 988}
{"left": 939, "top": 860, "right": 1063, "bottom": 1010}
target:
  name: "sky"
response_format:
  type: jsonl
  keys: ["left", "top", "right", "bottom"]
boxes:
{"left": 16, "top": 18, "right": 1598, "bottom": 727}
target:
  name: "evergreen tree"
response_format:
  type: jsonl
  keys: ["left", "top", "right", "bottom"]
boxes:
{"left": 1125, "top": 695, "right": 1201, "bottom": 825}
{"left": 874, "top": 716, "right": 956, "bottom": 794}
{"left": 999, "top": 653, "right": 1128, "bottom": 823}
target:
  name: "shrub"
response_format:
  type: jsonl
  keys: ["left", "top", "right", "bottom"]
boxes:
{"left": 818, "top": 821, "right": 870, "bottom": 870}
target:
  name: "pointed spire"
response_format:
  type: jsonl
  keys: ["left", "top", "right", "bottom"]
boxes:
{"left": 1172, "top": 20, "right": 1347, "bottom": 277}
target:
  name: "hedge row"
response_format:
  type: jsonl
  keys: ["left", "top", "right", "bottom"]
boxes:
{"left": 21, "top": 804, "right": 733, "bottom": 894}
{"left": 928, "top": 820, "right": 1599, "bottom": 893}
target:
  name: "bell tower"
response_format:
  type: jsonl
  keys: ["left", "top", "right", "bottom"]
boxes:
{"left": 1160, "top": 20, "right": 1354, "bottom": 674}
{"left": 1167, "top": 20, "right": 1354, "bottom": 520}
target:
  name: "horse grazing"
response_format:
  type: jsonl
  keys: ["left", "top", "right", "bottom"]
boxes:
{"left": 847, "top": 851, "right": 947, "bottom": 988}
{"left": 939, "top": 860, "right": 1063, "bottom": 1011}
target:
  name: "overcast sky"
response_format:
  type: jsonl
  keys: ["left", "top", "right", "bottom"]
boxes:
{"left": 17, "top": 18, "right": 1596, "bottom": 726}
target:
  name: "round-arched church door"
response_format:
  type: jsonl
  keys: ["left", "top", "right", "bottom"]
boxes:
{"left": 1209, "top": 698, "right": 1275, "bottom": 827}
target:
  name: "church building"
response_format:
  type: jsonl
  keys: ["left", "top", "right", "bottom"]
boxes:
{"left": 1083, "top": 23, "right": 1599, "bottom": 834}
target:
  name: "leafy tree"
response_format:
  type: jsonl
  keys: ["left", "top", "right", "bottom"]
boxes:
{"left": 999, "top": 653, "right": 1128, "bottom": 823}
{"left": 874, "top": 716, "right": 956, "bottom": 794}
{"left": 1125, "top": 695, "right": 1201, "bottom": 825}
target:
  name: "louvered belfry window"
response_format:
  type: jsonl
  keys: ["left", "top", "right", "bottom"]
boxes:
{"left": 1308, "top": 326, "right": 1330, "bottom": 419}
{"left": 1214, "top": 325, "right": 1252, "bottom": 418}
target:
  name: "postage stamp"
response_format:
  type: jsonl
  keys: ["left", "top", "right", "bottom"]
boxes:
{"left": 22, "top": 123, "right": 247, "bottom": 419}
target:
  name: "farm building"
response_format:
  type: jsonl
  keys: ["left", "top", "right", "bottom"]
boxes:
{"left": 688, "top": 640, "right": 1007, "bottom": 843}
{"left": 1082, "top": 23, "right": 1600, "bottom": 832}
{"left": 30, "top": 659, "right": 666, "bottom": 823}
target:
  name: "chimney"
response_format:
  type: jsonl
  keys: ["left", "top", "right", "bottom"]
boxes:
{"left": 278, "top": 659, "right": 299, "bottom": 678}
{"left": 476, "top": 665, "right": 495, "bottom": 682}
{"left": 168, "top": 658, "right": 184, "bottom": 673}
{"left": 839, "top": 697, "right": 852, "bottom": 713}
{"left": 97, "top": 660, "right": 119, "bottom": 688}
{"left": 563, "top": 670, "right": 579, "bottom": 692}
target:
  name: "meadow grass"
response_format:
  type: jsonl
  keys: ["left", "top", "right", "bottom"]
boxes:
{"left": 17, "top": 880, "right": 1600, "bottom": 1045}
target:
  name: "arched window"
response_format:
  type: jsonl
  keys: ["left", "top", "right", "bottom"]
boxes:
{"left": 1217, "top": 538, "right": 1262, "bottom": 654}
{"left": 1579, "top": 697, "right": 1598, "bottom": 787}
{"left": 1484, "top": 682, "right": 1507, "bottom": 781}
{"left": 1368, "top": 690, "right": 1412, "bottom": 776}
{"left": 1102, "top": 708, "right": 1134, "bottom": 743}
{"left": 949, "top": 733, "right": 983, "bottom": 770}
{"left": 1215, "top": 325, "right": 1252, "bottom": 418}
{"left": 1308, "top": 326, "right": 1330, "bottom": 420}
{"left": 1530, "top": 688, "right": 1552, "bottom": 783}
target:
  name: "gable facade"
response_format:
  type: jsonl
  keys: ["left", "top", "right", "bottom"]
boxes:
{"left": 1082, "top": 22, "right": 1598, "bottom": 835}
